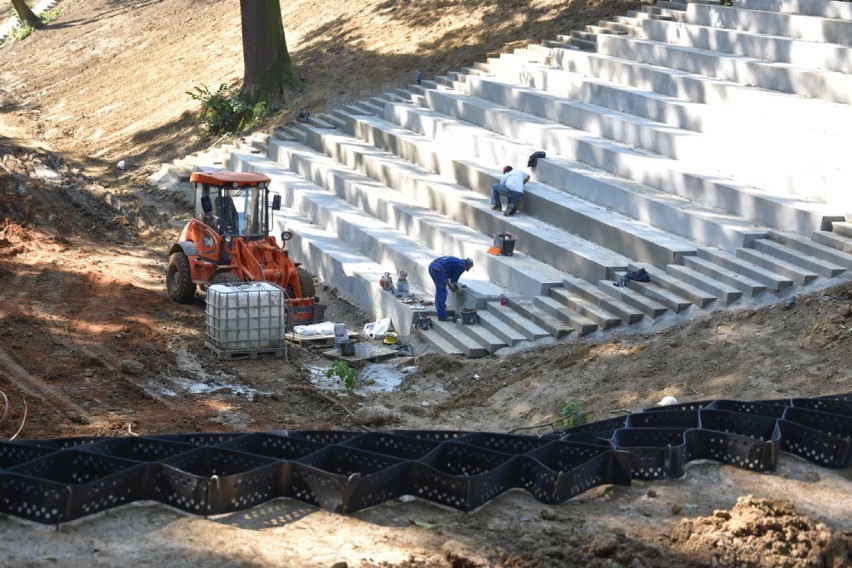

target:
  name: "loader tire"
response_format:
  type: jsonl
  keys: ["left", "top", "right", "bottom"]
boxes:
{"left": 297, "top": 267, "right": 316, "bottom": 298}
{"left": 167, "top": 251, "right": 196, "bottom": 303}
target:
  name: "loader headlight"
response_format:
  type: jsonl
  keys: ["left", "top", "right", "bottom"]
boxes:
{"left": 224, "top": 235, "right": 232, "bottom": 244}
{"left": 281, "top": 231, "right": 293, "bottom": 242}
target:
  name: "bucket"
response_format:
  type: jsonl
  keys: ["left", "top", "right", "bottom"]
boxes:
{"left": 460, "top": 308, "right": 477, "bottom": 325}
{"left": 493, "top": 232, "right": 517, "bottom": 256}
{"left": 334, "top": 323, "right": 347, "bottom": 347}
{"left": 354, "top": 342, "right": 370, "bottom": 358}
{"left": 339, "top": 339, "right": 356, "bottom": 357}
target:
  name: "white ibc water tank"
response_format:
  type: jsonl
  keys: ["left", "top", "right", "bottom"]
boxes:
{"left": 205, "top": 282, "right": 286, "bottom": 351}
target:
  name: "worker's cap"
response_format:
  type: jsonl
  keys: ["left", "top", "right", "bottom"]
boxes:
{"left": 464, "top": 258, "right": 474, "bottom": 271}
{"left": 502, "top": 165, "right": 513, "bottom": 174}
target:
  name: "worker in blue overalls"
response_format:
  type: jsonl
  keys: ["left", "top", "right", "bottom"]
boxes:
{"left": 428, "top": 256, "right": 474, "bottom": 322}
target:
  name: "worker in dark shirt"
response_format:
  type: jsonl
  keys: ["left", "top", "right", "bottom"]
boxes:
{"left": 428, "top": 256, "right": 474, "bottom": 321}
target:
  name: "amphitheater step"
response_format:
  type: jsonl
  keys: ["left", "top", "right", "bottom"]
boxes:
{"left": 682, "top": 254, "right": 768, "bottom": 297}
{"left": 532, "top": 295, "right": 599, "bottom": 335}
{"left": 735, "top": 248, "right": 820, "bottom": 286}
{"left": 697, "top": 249, "right": 794, "bottom": 292}
{"left": 484, "top": 301, "right": 552, "bottom": 341}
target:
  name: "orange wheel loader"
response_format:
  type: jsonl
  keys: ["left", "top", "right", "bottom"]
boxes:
{"left": 166, "top": 171, "right": 317, "bottom": 323}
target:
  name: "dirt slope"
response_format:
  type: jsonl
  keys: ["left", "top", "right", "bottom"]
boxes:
{"left": 0, "top": 1, "right": 850, "bottom": 567}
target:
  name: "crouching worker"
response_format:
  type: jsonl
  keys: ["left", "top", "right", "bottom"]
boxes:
{"left": 490, "top": 165, "right": 530, "bottom": 216}
{"left": 428, "top": 256, "right": 474, "bottom": 322}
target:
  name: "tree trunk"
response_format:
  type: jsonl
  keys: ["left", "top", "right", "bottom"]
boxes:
{"left": 239, "top": 0, "right": 300, "bottom": 105}
{"left": 10, "top": 0, "right": 44, "bottom": 29}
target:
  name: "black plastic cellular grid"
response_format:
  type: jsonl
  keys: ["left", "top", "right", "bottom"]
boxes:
{"left": 0, "top": 393, "right": 848, "bottom": 525}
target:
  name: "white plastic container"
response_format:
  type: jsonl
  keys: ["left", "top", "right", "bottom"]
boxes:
{"left": 205, "top": 282, "right": 286, "bottom": 351}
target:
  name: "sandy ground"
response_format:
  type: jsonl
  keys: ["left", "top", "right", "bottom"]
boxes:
{"left": 0, "top": 1, "right": 851, "bottom": 566}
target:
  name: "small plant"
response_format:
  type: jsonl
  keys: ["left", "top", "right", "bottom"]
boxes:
{"left": 5, "top": 20, "right": 35, "bottom": 43}
{"left": 40, "top": 6, "right": 65, "bottom": 25}
{"left": 326, "top": 360, "right": 357, "bottom": 390}
{"left": 187, "top": 84, "right": 261, "bottom": 135}
{"left": 556, "top": 400, "right": 590, "bottom": 429}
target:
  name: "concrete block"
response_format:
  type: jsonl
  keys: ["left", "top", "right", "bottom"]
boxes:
{"left": 682, "top": 254, "right": 768, "bottom": 296}
{"left": 735, "top": 248, "right": 820, "bottom": 285}
{"left": 533, "top": 295, "right": 599, "bottom": 335}
{"left": 697, "top": 248, "right": 794, "bottom": 291}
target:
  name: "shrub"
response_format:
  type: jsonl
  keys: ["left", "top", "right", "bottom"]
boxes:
{"left": 556, "top": 400, "right": 590, "bottom": 429}
{"left": 326, "top": 360, "right": 357, "bottom": 390}
{"left": 187, "top": 84, "right": 266, "bottom": 135}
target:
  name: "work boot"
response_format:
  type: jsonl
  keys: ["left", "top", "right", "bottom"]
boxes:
{"left": 504, "top": 205, "right": 516, "bottom": 216}
{"left": 490, "top": 204, "right": 502, "bottom": 211}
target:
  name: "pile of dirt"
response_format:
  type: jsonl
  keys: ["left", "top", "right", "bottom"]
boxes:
{"left": 0, "top": 1, "right": 850, "bottom": 566}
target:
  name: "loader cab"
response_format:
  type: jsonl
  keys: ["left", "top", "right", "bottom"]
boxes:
{"left": 190, "top": 171, "right": 280, "bottom": 239}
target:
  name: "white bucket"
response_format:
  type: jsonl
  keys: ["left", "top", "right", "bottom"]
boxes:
{"left": 334, "top": 323, "right": 348, "bottom": 347}
{"left": 354, "top": 343, "right": 371, "bottom": 358}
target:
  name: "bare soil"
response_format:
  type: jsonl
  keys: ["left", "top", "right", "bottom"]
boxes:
{"left": 0, "top": 1, "right": 850, "bottom": 567}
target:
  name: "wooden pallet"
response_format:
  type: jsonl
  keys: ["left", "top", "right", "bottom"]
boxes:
{"left": 285, "top": 331, "right": 358, "bottom": 348}
{"left": 205, "top": 342, "right": 288, "bottom": 361}
{"left": 321, "top": 345, "right": 398, "bottom": 365}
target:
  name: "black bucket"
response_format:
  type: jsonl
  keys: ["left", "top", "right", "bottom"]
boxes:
{"left": 493, "top": 232, "right": 517, "bottom": 256}
{"left": 339, "top": 339, "right": 356, "bottom": 357}
{"left": 460, "top": 308, "right": 477, "bottom": 325}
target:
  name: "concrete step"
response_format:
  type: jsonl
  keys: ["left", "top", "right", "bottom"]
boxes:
{"left": 682, "top": 254, "right": 768, "bottom": 297}
{"left": 595, "top": 32, "right": 852, "bottom": 105}
{"left": 686, "top": 2, "right": 852, "bottom": 46}
{"left": 831, "top": 221, "right": 852, "bottom": 240}
{"left": 735, "top": 248, "right": 820, "bottom": 286}
{"left": 812, "top": 230, "right": 852, "bottom": 255}
{"left": 476, "top": 309, "right": 528, "bottom": 347}
{"left": 454, "top": 317, "right": 506, "bottom": 354}
{"left": 627, "top": 263, "right": 718, "bottom": 308}
{"left": 415, "top": 327, "right": 463, "bottom": 356}
{"left": 741, "top": 0, "right": 852, "bottom": 18}
{"left": 640, "top": 15, "right": 852, "bottom": 74}
{"left": 484, "top": 301, "right": 551, "bottom": 341}
{"left": 509, "top": 298, "right": 575, "bottom": 339}
{"left": 381, "top": 98, "right": 705, "bottom": 265}
{"left": 664, "top": 264, "right": 743, "bottom": 305}
{"left": 429, "top": 319, "right": 491, "bottom": 358}
{"left": 598, "top": 279, "right": 669, "bottom": 318}
{"left": 545, "top": 44, "right": 852, "bottom": 139}
{"left": 751, "top": 238, "right": 846, "bottom": 278}
{"left": 564, "top": 276, "right": 645, "bottom": 324}
{"left": 302, "top": 110, "right": 635, "bottom": 283}
{"left": 614, "top": 270, "right": 694, "bottom": 313}
{"left": 548, "top": 287, "right": 622, "bottom": 329}
{"left": 532, "top": 295, "right": 599, "bottom": 335}
{"left": 697, "top": 248, "right": 794, "bottom": 292}
{"left": 456, "top": 65, "right": 842, "bottom": 237}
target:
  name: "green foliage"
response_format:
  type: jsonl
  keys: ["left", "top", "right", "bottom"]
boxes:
{"left": 2, "top": 4, "right": 64, "bottom": 47}
{"left": 556, "top": 400, "right": 590, "bottom": 429}
{"left": 326, "top": 360, "right": 357, "bottom": 390}
{"left": 5, "top": 20, "right": 35, "bottom": 43}
{"left": 186, "top": 84, "right": 269, "bottom": 135}
{"left": 40, "top": 6, "right": 66, "bottom": 24}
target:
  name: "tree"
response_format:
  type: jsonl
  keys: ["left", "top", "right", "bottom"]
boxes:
{"left": 239, "top": 0, "right": 300, "bottom": 105}
{"left": 10, "top": 0, "right": 44, "bottom": 29}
